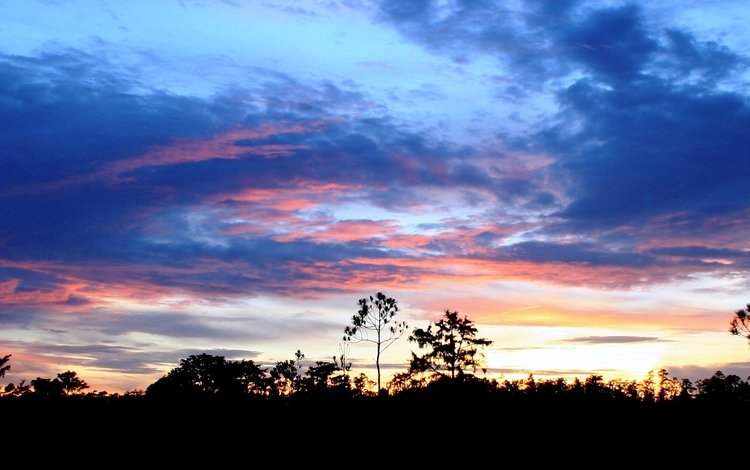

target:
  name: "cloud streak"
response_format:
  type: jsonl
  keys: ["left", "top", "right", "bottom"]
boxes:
{"left": 563, "top": 336, "right": 667, "bottom": 344}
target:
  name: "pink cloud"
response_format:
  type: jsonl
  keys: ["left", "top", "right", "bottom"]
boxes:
{"left": 0, "top": 268, "right": 92, "bottom": 309}
{"left": 276, "top": 219, "right": 400, "bottom": 243}
{"left": 381, "top": 233, "right": 434, "bottom": 248}
{"left": 103, "top": 128, "right": 308, "bottom": 179}
{"left": 635, "top": 210, "right": 750, "bottom": 251}
{"left": 224, "top": 188, "right": 319, "bottom": 212}
{"left": 0, "top": 278, "right": 20, "bottom": 295}
{"left": 216, "top": 181, "right": 357, "bottom": 212}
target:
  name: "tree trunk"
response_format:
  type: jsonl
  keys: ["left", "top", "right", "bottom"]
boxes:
{"left": 376, "top": 329, "right": 382, "bottom": 393}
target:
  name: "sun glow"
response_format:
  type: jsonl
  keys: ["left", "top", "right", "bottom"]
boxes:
{"left": 486, "top": 342, "right": 665, "bottom": 381}
{"left": 479, "top": 325, "right": 670, "bottom": 381}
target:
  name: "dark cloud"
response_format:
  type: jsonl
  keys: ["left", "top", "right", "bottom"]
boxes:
{"left": 547, "top": 78, "right": 750, "bottom": 228}
{"left": 2, "top": 1, "right": 749, "bottom": 308}
{"left": 60, "top": 295, "right": 91, "bottom": 306}
{"left": 0, "top": 52, "right": 249, "bottom": 260}
{"left": 0, "top": 48, "right": 558, "bottom": 301}
{"left": 563, "top": 335, "right": 666, "bottom": 344}
{"left": 376, "top": 1, "right": 744, "bottom": 85}
{"left": 649, "top": 246, "right": 750, "bottom": 264}
{"left": 561, "top": 4, "right": 656, "bottom": 82}
{"left": 375, "top": 1, "right": 750, "bottom": 239}
{"left": 661, "top": 28, "right": 745, "bottom": 83}
{"left": 377, "top": 0, "right": 547, "bottom": 79}
{"left": 665, "top": 362, "right": 750, "bottom": 382}
{"left": 2, "top": 342, "right": 261, "bottom": 376}
{"left": 94, "top": 312, "right": 244, "bottom": 339}
{"left": 376, "top": 1, "right": 653, "bottom": 85}
{"left": 496, "top": 241, "right": 655, "bottom": 267}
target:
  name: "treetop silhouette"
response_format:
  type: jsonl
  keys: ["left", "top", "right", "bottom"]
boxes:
{"left": 344, "top": 292, "right": 407, "bottom": 394}
{"left": 408, "top": 309, "right": 493, "bottom": 380}
{"left": 0, "top": 354, "right": 10, "bottom": 379}
{"left": 730, "top": 303, "right": 750, "bottom": 344}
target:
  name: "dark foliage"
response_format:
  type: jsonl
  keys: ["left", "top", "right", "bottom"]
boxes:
{"left": 344, "top": 292, "right": 407, "bottom": 393}
{"left": 409, "top": 309, "right": 493, "bottom": 379}
{"left": 730, "top": 303, "right": 750, "bottom": 343}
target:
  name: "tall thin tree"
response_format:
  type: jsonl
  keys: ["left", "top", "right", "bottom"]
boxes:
{"left": 344, "top": 292, "right": 407, "bottom": 394}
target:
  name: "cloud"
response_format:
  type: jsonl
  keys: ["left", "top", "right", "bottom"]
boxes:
{"left": 0, "top": 340, "right": 262, "bottom": 382}
{"left": 0, "top": 47, "right": 565, "bottom": 307}
{"left": 273, "top": 219, "right": 401, "bottom": 244}
{"left": 496, "top": 241, "right": 655, "bottom": 268}
{"left": 376, "top": 0, "right": 749, "bottom": 229}
{"left": 664, "top": 362, "right": 750, "bottom": 382}
{"left": 376, "top": 0, "right": 523, "bottom": 63}
{"left": 563, "top": 335, "right": 666, "bottom": 344}
{"left": 660, "top": 28, "right": 745, "bottom": 84}
{"left": 373, "top": 1, "right": 750, "bottom": 284}
{"left": 2, "top": 6, "right": 749, "bottom": 321}
{"left": 560, "top": 4, "right": 657, "bottom": 82}
{"left": 376, "top": 1, "right": 744, "bottom": 85}
{"left": 546, "top": 77, "right": 750, "bottom": 228}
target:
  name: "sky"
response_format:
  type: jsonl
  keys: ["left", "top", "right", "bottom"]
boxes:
{"left": 1, "top": 0, "right": 749, "bottom": 392}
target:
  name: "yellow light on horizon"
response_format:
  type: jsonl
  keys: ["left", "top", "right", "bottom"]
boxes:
{"left": 486, "top": 341, "right": 666, "bottom": 381}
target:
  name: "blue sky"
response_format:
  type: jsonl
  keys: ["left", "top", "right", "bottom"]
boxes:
{"left": 1, "top": 0, "right": 749, "bottom": 391}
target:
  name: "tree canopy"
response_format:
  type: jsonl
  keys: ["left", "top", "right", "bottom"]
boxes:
{"left": 0, "top": 354, "right": 10, "bottom": 379}
{"left": 408, "top": 310, "right": 493, "bottom": 380}
{"left": 147, "top": 353, "right": 267, "bottom": 398}
{"left": 344, "top": 292, "right": 407, "bottom": 393}
{"left": 730, "top": 303, "right": 750, "bottom": 344}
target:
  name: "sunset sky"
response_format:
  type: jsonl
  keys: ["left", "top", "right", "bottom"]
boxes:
{"left": 2, "top": 0, "right": 749, "bottom": 392}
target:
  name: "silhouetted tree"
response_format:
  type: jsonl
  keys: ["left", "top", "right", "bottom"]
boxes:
{"left": 641, "top": 370, "right": 656, "bottom": 402}
{"left": 344, "top": 292, "right": 407, "bottom": 393}
{"left": 352, "top": 373, "right": 375, "bottom": 396}
{"left": 0, "top": 354, "right": 10, "bottom": 379}
{"left": 678, "top": 378, "right": 696, "bottom": 400}
{"left": 408, "top": 310, "right": 493, "bottom": 380}
{"left": 269, "top": 350, "right": 305, "bottom": 396}
{"left": 525, "top": 374, "right": 536, "bottom": 393}
{"left": 607, "top": 378, "right": 640, "bottom": 401}
{"left": 333, "top": 342, "right": 352, "bottom": 385}
{"left": 498, "top": 378, "right": 524, "bottom": 399}
{"left": 730, "top": 303, "right": 750, "bottom": 343}
{"left": 270, "top": 360, "right": 299, "bottom": 396}
{"left": 387, "top": 371, "right": 425, "bottom": 394}
{"left": 656, "top": 369, "right": 682, "bottom": 401}
{"left": 31, "top": 377, "right": 65, "bottom": 397}
{"left": 4, "top": 380, "right": 30, "bottom": 397}
{"left": 152, "top": 354, "right": 226, "bottom": 396}
{"left": 225, "top": 359, "right": 268, "bottom": 396}
{"left": 695, "top": 371, "right": 750, "bottom": 401}
{"left": 57, "top": 371, "right": 89, "bottom": 395}
{"left": 146, "top": 353, "right": 266, "bottom": 398}
{"left": 300, "top": 361, "right": 343, "bottom": 394}
{"left": 584, "top": 374, "right": 607, "bottom": 398}
{"left": 535, "top": 377, "right": 569, "bottom": 399}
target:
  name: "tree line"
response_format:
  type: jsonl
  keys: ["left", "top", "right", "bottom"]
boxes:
{"left": 1, "top": 294, "right": 749, "bottom": 403}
